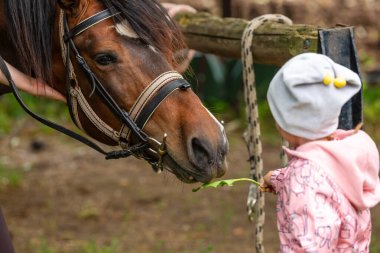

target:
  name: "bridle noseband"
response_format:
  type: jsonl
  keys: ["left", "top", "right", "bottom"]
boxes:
{"left": 0, "top": 7, "right": 191, "bottom": 173}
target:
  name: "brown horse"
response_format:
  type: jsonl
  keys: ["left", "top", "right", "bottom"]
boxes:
{"left": 0, "top": 0, "right": 228, "bottom": 183}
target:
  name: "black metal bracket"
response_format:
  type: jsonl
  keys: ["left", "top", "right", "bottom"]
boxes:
{"left": 318, "top": 27, "right": 363, "bottom": 130}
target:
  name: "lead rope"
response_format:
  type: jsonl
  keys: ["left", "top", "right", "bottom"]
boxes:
{"left": 241, "top": 14, "right": 292, "bottom": 253}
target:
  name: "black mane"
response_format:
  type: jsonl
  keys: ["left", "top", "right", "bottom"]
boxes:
{"left": 5, "top": 0, "right": 56, "bottom": 83}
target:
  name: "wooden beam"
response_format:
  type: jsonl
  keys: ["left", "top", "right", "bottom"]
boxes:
{"left": 175, "top": 12, "right": 319, "bottom": 66}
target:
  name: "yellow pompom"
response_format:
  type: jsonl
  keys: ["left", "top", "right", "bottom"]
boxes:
{"left": 334, "top": 77, "right": 347, "bottom": 88}
{"left": 323, "top": 74, "right": 333, "bottom": 86}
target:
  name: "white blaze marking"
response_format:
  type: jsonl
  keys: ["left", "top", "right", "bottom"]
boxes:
{"left": 202, "top": 104, "right": 226, "bottom": 135}
{"left": 115, "top": 20, "right": 139, "bottom": 39}
{"left": 114, "top": 21, "right": 158, "bottom": 54}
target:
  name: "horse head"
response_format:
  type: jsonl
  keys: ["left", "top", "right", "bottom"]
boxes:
{"left": 50, "top": 0, "right": 228, "bottom": 183}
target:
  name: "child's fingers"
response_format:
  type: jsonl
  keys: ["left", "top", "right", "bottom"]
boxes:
{"left": 259, "top": 179, "right": 265, "bottom": 190}
{"left": 259, "top": 179, "right": 275, "bottom": 194}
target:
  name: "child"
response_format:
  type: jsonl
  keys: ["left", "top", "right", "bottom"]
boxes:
{"left": 260, "top": 53, "right": 380, "bottom": 252}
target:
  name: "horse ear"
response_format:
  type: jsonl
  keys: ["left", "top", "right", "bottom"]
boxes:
{"left": 57, "top": 0, "right": 80, "bottom": 16}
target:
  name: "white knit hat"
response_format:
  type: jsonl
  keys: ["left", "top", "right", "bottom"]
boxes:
{"left": 267, "top": 53, "right": 361, "bottom": 140}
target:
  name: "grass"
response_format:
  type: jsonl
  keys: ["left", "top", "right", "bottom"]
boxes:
{"left": 30, "top": 238, "right": 120, "bottom": 253}
{"left": 200, "top": 245, "right": 215, "bottom": 253}
{"left": 83, "top": 239, "right": 120, "bottom": 253}
{"left": 30, "top": 238, "right": 56, "bottom": 253}
{"left": 362, "top": 83, "right": 380, "bottom": 142}
{"left": 148, "top": 240, "right": 215, "bottom": 253}
{"left": 0, "top": 161, "right": 24, "bottom": 189}
{"left": 218, "top": 200, "right": 235, "bottom": 235}
{"left": 0, "top": 93, "right": 68, "bottom": 134}
{"left": 370, "top": 237, "right": 380, "bottom": 253}
{"left": 78, "top": 201, "right": 100, "bottom": 220}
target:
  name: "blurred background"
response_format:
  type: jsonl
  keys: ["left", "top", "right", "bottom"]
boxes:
{"left": 0, "top": 0, "right": 379, "bottom": 252}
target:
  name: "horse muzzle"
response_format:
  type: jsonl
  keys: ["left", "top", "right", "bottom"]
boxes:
{"left": 159, "top": 129, "right": 228, "bottom": 184}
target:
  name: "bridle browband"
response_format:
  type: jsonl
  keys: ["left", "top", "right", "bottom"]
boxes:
{"left": 0, "top": 7, "right": 191, "bottom": 172}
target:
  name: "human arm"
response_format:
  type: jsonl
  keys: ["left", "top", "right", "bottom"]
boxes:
{"left": 0, "top": 60, "right": 65, "bottom": 102}
{"left": 161, "top": 3, "right": 197, "bottom": 17}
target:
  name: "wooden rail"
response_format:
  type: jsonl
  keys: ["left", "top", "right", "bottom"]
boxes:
{"left": 175, "top": 12, "right": 319, "bottom": 66}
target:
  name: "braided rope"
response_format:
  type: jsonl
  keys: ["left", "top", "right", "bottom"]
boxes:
{"left": 241, "top": 14, "right": 292, "bottom": 253}
{"left": 59, "top": 10, "right": 77, "bottom": 84}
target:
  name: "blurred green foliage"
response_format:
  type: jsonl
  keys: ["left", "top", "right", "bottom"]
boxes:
{"left": 187, "top": 53, "right": 279, "bottom": 127}
{"left": 0, "top": 161, "right": 23, "bottom": 189}
{"left": 29, "top": 237, "right": 55, "bottom": 253}
{"left": 363, "top": 82, "right": 380, "bottom": 142}
{"left": 186, "top": 53, "right": 241, "bottom": 117}
{"left": 29, "top": 237, "right": 120, "bottom": 253}
{"left": 83, "top": 239, "right": 120, "bottom": 253}
{"left": 0, "top": 92, "right": 68, "bottom": 135}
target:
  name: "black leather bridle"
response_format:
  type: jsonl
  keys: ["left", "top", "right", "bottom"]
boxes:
{"left": 0, "top": 7, "right": 191, "bottom": 171}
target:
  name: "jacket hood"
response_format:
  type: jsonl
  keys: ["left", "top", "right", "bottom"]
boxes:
{"left": 284, "top": 129, "right": 380, "bottom": 210}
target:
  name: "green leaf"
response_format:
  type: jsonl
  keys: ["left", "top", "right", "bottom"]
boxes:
{"left": 192, "top": 178, "right": 261, "bottom": 192}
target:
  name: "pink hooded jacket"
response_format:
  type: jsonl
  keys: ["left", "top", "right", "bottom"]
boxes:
{"left": 270, "top": 130, "right": 380, "bottom": 252}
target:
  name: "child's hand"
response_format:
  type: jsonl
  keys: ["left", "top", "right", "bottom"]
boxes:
{"left": 259, "top": 171, "right": 275, "bottom": 193}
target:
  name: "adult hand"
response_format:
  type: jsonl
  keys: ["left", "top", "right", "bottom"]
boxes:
{"left": 0, "top": 60, "right": 65, "bottom": 102}
{"left": 161, "top": 3, "right": 197, "bottom": 17}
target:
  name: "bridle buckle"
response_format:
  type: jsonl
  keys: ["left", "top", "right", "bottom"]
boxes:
{"left": 146, "top": 133, "right": 168, "bottom": 173}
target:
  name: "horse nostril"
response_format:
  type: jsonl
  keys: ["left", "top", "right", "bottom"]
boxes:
{"left": 190, "top": 137, "right": 212, "bottom": 170}
{"left": 188, "top": 135, "right": 228, "bottom": 183}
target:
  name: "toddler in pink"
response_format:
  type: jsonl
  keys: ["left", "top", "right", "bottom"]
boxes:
{"left": 261, "top": 53, "right": 380, "bottom": 252}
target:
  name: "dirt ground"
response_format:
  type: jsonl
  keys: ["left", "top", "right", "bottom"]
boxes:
{"left": 0, "top": 1, "right": 379, "bottom": 252}
{"left": 0, "top": 119, "right": 379, "bottom": 253}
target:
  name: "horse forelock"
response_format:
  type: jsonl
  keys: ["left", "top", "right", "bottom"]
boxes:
{"left": 101, "top": 0, "right": 186, "bottom": 68}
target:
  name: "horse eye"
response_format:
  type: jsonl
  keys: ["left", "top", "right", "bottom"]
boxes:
{"left": 94, "top": 53, "right": 117, "bottom": 66}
